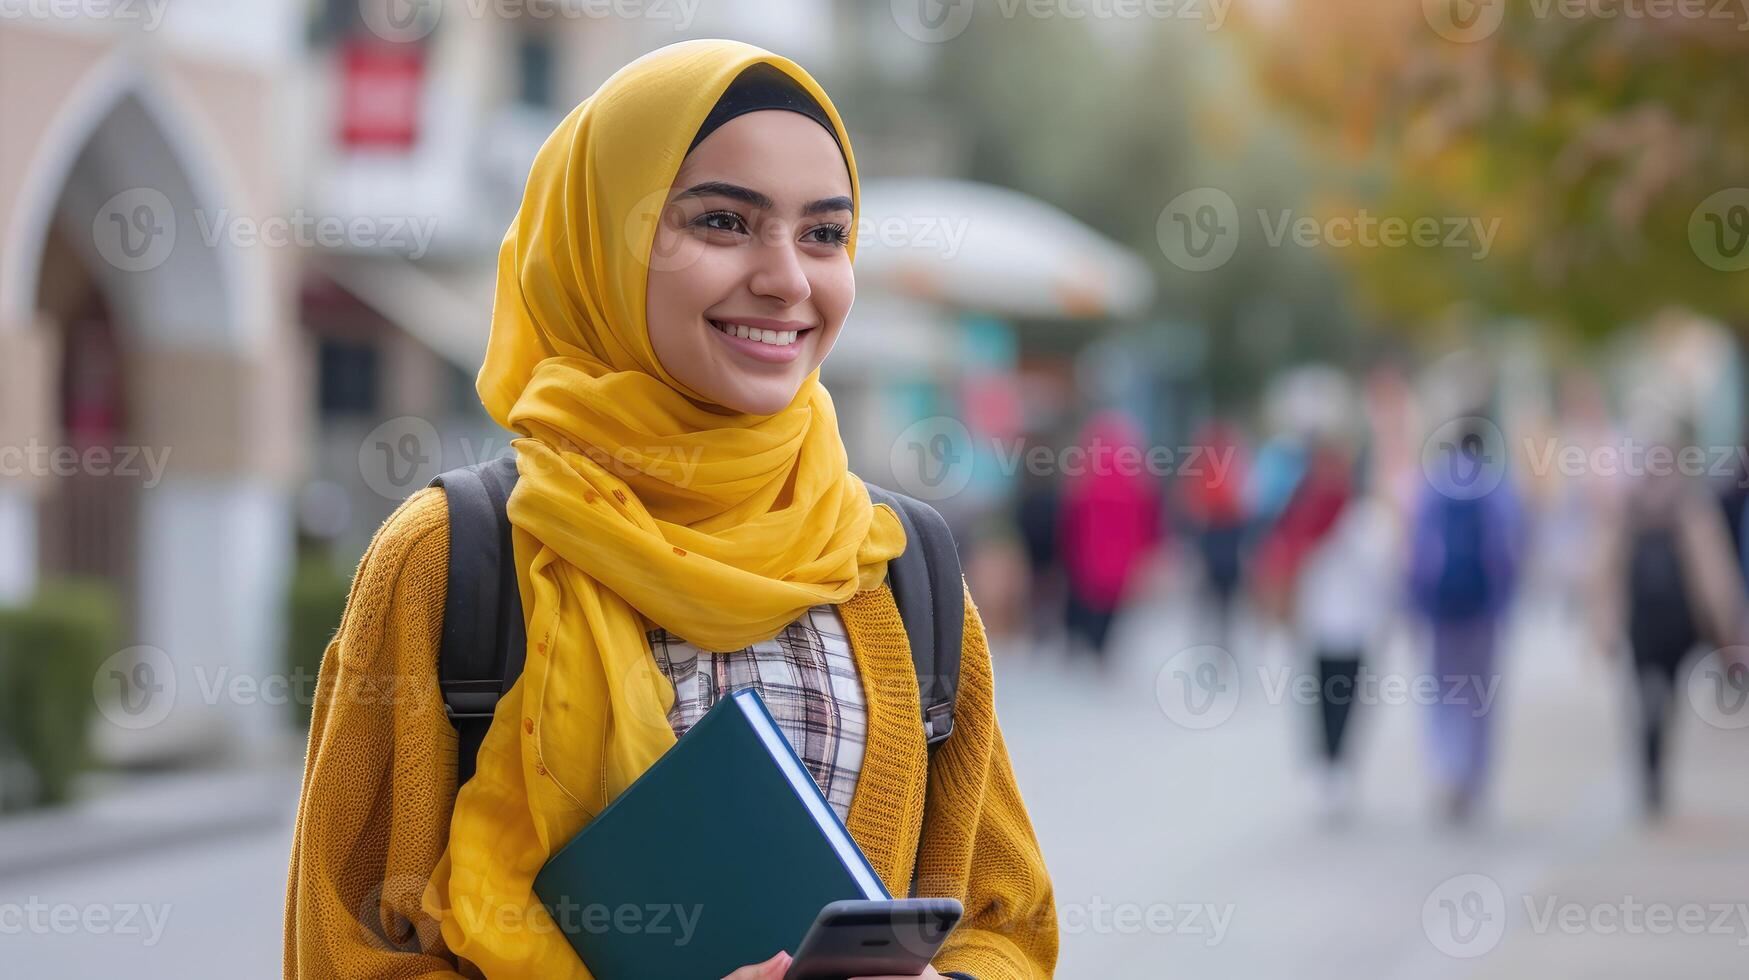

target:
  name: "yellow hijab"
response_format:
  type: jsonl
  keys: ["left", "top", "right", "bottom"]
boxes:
{"left": 422, "top": 39, "right": 906, "bottom": 976}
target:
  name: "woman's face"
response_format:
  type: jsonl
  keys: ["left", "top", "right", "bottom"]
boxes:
{"left": 646, "top": 109, "right": 854, "bottom": 416}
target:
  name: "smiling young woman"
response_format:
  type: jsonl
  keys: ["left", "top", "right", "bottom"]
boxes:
{"left": 283, "top": 40, "right": 1058, "bottom": 980}
{"left": 646, "top": 104, "right": 855, "bottom": 416}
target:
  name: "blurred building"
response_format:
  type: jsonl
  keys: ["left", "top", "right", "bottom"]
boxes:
{"left": 0, "top": 1, "right": 1158, "bottom": 766}
{"left": 0, "top": 2, "right": 870, "bottom": 763}
{"left": 0, "top": 5, "right": 308, "bottom": 760}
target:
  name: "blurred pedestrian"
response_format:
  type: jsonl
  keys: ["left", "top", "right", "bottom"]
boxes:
{"left": 1015, "top": 431, "right": 1067, "bottom": 653}
{"left": 1407, "top": 416, "right": 1523, "bottom": 826}
{"left": 1251, "top": 435, "right": 1350, "bottom": 635}
{"left": 1597, "top": 421, "right": 1746, "bottom": 820}
{"left": 1295, "top": 491, "right": 1400, "bottom": 825}
{"left": 1058, "top": 410, "right": 1163, "bottom": 667}
{"left": 1182, "top": 418, "right": 1251, "bottom": 649}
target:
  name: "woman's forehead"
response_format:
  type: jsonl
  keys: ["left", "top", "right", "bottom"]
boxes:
{"left": 672, "top": 110, "right": 851, "bottom": 208}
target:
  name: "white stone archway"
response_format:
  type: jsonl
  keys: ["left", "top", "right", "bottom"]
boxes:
{"left": 0, "top": 50, "right": 294, "bottom": 763}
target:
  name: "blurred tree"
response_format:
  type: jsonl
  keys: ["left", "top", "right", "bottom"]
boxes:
{"left": 1238, "top": 1, "right": 1749, "bottom": 337}
{"left": 845, "top": 7, "right": 1369, "bottom": 407}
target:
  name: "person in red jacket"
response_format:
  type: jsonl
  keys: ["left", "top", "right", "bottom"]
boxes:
{"left": 1057, "top": 409, "right": 1164, "bottom": 666}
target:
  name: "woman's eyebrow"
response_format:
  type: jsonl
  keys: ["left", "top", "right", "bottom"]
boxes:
{"left": 675, "top": 181, "right": 852, "bottom": 216}
{"left": 802, "top": 195, "right": 853, "bottom": 216}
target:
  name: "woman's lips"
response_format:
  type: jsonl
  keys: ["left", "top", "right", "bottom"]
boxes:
{"left": 708, "top": 319, "right": 809, "bottom": 364}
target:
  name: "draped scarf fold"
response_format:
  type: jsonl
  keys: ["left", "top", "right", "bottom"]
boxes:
{"left": 421, "top": 39, "right": 906, "bottom": 977}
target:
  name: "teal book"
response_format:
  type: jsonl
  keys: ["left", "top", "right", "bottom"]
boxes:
{"left": 532, "top": 687, "right": 891, "bottom": 979}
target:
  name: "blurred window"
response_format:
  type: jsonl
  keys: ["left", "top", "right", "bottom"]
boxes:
{"left": 517, "top": 33, "right": 555, "bottom": 110}
{"left": 318, "top": 339, "right": 381, "bottom": 417}
{"left": 446, "top": 359, "right": 477, "bottom": 417}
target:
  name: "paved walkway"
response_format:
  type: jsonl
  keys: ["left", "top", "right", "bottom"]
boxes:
{"left": 2, "top": 588, "right": 1745, "bottom": 978}
{"left": 999, "top": 586, "right": 1749, "bottom": 979}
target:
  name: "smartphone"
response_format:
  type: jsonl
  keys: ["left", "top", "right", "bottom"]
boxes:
{"left": 783, "top": 898, "right": 963, "bottom": 980}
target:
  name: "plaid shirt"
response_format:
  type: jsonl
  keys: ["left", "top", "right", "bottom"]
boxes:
{"left": 647, "top": 604, "right": 866, "bottom": 822}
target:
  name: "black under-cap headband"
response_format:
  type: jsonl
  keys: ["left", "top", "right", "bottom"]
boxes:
{"left": 687, "top": 63, "right": 844, "bottom": 157}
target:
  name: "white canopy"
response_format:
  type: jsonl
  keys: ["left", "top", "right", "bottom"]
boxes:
{"left": 854, "top": 178, "right": 1155, "bottom": 320}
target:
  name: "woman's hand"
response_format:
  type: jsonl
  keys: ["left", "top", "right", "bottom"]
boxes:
{"left": 721, "top": 950, "right": 791, "bottom": 980}
{"left": 850, "top": 967, "right": 945, "bottom": 980}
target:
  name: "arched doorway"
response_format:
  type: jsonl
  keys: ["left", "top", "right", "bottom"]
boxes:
{"left": 34, "top": 220, "right": 140, "bottom": 616}
{"left": 5, "top": 75, "right": 294, "bottom": 764}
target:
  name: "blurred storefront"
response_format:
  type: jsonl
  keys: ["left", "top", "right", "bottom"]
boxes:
{"left": 841, "top": 177, "right": 1155, "bottom": 527}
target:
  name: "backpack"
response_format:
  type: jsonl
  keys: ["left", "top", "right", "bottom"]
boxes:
{"left": 428, "top": 453, "right": 963, "bottom": 895}
{"left": 1415, "top": 491, "right": 1514, "bottom": 622}
{"left": 1429, "top": 497, "right": 1491, "bottom": 619}
{"left": 1626, "top": 524, "right": 1699, "bottom": 662}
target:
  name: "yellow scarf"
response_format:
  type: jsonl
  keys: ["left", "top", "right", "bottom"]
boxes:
{"left": 422, "top": 39, "right": 907, "bottom": 977}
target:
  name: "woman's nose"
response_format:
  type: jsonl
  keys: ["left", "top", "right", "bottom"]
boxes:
{"left": 747, "top": 236, "right": 811, "bottom": 307}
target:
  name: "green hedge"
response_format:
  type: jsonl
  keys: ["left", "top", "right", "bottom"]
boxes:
{"left": 286, "top": 552, "right": 351, "bottom": 728}
{"left": 0, "top": 581, "right": 119, "bottom": 810}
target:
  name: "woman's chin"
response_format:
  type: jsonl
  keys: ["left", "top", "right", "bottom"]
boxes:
{"left": 709, "top": 373, "right": 807, "bottom": 416}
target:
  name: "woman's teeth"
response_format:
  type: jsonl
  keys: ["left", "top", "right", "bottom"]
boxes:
{"left": 710, "top": 320, "right": 801, "bottom": 347}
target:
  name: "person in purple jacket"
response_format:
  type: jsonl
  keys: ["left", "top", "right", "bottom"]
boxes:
{"left": 1408, "top": 416, "right": 1524, "bottom": 825}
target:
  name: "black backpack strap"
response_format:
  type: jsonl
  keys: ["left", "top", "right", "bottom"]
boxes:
{"left": 429, "top": 453, "right": 525, "bottom": 788}
{"left": 863, "top": 480, "right": 965, "bottom": 900}
{"left": 863, "top": 481, "right": 964, "bottom": 749}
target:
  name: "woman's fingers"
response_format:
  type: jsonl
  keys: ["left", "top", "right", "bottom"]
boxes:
{"left": 721, "top": 949, "right": 791, "bottom": 979}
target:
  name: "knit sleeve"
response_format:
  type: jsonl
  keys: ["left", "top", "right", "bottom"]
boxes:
{"left": 923, "top": 582, "right": 1059, "bottom": 980}
{"left": 284, "top": 488, "right": 469, "bottom": 980}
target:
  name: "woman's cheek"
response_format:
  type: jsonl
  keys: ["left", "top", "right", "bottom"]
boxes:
{"left": 814, "top": 260, "right": 855, "bottom": 321}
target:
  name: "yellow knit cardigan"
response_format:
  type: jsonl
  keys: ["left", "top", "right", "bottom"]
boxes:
{"left": 283, "top": 487, "right": 1059, "bottom": 979}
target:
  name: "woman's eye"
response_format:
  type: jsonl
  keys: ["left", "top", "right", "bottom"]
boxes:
{"left": 806, "top": 223, "right": 850, "bottom": 247}
{"left": 693, "top": 210, "right": 747, "bottom": 235}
